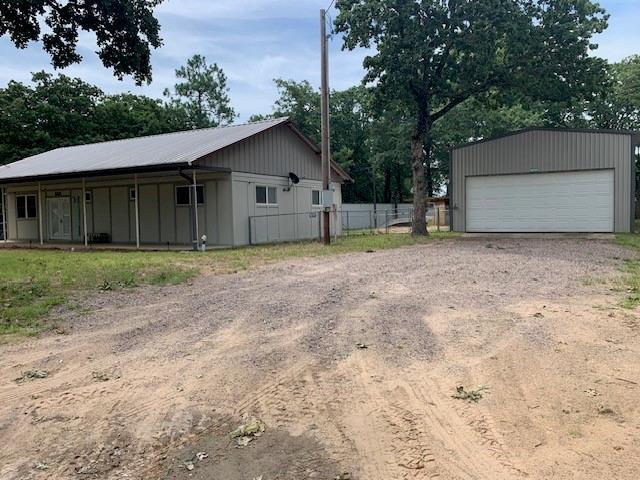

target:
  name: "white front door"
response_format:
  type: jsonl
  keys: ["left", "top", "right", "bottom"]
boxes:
{"left": 466, "top": 170, "right": 615, "bottom": 233}
{"left": 47, "top": 197, "right": 72, "bottom": 240}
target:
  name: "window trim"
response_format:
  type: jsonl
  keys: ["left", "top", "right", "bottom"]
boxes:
{"left": 129, "top": 187, "right": 136, "bottom": 202}
{"left": 311, "top": 189, "right": 322, "bottom": 207}
{"left": 85, "top": 191, "right": 92, "bottom": 203}
{"left": 175, "top": 184, "right": 205, "bottom": 206}
{"left": 255, "top": 185, "right": 278, "bottom": 206}
{"left": 16, "top": 194, "right": 37, "bottom": 220}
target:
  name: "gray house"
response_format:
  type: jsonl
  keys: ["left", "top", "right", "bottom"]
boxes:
{"left": 0, "top": 118, "right": 351, "bottom": 248}
{"left": 450, "top": 128, "right": 640, "bottom": 233}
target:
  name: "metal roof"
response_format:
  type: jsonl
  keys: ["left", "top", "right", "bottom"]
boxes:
{"left": 0, "top": 117, "right": 294, "bottom": 181}
{"left": 451, "top": 127, "right": 639, "bottom": 152}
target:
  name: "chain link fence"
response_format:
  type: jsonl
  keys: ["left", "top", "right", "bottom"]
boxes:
{"left": 248, "top": 206, "right": 450, "bottom": 245}
{"left": 341, "top": 206, "right": 450, "bottom": 235}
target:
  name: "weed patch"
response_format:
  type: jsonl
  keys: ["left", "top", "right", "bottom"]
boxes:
{"left": 15, "top": 369, "right": 49, "bottom": 383}
{"left": 452, "top": 385, "right": 488, "bottom": 403}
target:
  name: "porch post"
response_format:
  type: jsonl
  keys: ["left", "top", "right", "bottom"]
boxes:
{"left": 134, "top": 174, "right": 140, "bottom": 249}
{"left": 192, "top": 169, "right": 199, "bottom": 251}
{"left": 38, "top": 182, "right": 44, "bottom": 245}
{"left": 82, "top": 178, "right": 88, "bottom": 247}
{"left": 1, "top": 187, "right": 7, "bottom": 243}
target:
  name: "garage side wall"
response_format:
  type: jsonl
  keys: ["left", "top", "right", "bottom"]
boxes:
{"left": 451, "top": 130, "right": 633, "bottom": 233}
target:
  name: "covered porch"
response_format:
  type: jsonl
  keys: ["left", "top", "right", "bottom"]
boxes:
{"left": 0, "top": 166, "right": 234, "bottom": 250}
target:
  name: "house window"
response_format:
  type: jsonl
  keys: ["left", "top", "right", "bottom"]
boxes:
{"left": 312, "top": 189, "right": 322, "bottom": 206}
{"left": 85, "top": 191, "right": 92, "bottom": 203}
{"left": 175, "top": 185, "right": 204, "bottom": 206}
{"left": 129, "top": 188, "right": 136, "bottom": 201}
{"left": 16, "top": 194, "right": 37, "bottom": 219}
{"left": 256, "top": 185, "right": 277, "bottom": 206}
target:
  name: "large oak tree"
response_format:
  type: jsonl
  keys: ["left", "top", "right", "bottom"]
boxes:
{"left": 0, "top": 0, "right": 163, "bottom": 84}
{"left": 335, "top": 0, "right": 609, "bottom": 234}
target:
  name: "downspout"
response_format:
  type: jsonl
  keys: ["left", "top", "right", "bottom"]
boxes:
{"left": 193, "top": 169, "right": 200, "bottom": 251}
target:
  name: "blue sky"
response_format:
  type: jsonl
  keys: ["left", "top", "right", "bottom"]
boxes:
{"left": 0, "top": 0, "right": 638, "bottom": 121}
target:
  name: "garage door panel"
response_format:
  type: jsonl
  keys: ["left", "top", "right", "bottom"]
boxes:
{"left": 466, "top": 170, "right": 614, "bottom": 232}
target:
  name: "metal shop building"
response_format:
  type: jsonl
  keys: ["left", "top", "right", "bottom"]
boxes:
{"left": 450, "top": 128, "right": 640, "bottom": 233}
{"left": 0, "top": 118, "right": 351, "bottom": 248}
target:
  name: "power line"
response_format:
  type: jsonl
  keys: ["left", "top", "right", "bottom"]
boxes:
{"left": 325, "top": 0, "right": 336, "bottom": 38}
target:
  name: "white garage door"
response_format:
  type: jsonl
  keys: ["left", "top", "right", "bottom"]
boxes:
{"left": 466, "top": 170, "right": 614, "bottom": 232}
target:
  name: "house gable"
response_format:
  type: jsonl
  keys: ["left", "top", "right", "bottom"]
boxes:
{"left": 196, "top": 123, "right": 347, "bottom": 183}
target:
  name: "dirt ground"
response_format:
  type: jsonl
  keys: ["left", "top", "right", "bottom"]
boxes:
{"left": 2, "top": 237, "right": 640, "bottom": 480}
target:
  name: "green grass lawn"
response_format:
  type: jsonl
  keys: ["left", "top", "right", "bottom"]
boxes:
{"left": 614, "top": 232, "right": 640, "bottom": 308}
{"left": 0, "top": 232, "right": 456, "bottom": 336}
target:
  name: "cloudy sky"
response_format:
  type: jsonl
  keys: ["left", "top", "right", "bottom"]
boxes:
{"left": 0, "top": 0, "right": 638, "bottom": 121}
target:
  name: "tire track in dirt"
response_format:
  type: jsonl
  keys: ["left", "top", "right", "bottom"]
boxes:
{"left": 2, "top": 238, "right": 637, "bottom": 479}
{"left": 345, "top": 355, "right": 526, "bottom": 480}
{"left": 234, "top": 362, "right": 360, "bottom": 468}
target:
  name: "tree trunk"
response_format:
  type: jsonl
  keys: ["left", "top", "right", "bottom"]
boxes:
{"left": 411, "top": 123, "right": 428, "bottom": 236}
{"left": 426, "top": 157, "right": 434, "bottom": 198}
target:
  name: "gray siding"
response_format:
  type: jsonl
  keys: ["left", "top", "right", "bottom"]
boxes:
{"left": 451, "top": 130, "right": 635, "bottom": 233}
{"left": 231, "top": 171, "right": 343, "bottom": 246}
{"left": 198, "top": 124, "right": 344, "bottom": 183}
{"left": 110, "top": 187, "right": 130, "bottom": 242}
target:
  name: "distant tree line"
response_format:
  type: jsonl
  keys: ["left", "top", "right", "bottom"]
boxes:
{"left": 0, "top": 55, "right": 235, "bottom": 165}
{"left": 251, "top": 54, "right": 640, "bottom": 204}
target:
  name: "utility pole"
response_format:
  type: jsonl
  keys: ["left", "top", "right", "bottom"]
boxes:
{"left": 320, "top": 8, "right": 331, "bottom": 245}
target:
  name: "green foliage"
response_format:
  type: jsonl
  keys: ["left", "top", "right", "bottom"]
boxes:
{"left": 0, "top": 56, "right": 240, "bottom": 165}
{"left": 0, "top": 72, "right": 192, "bottom": 165}
{"left": 367, "top": 105, "right": 412, "bottom": 202}
{"left": 0, "top": 72, "right": 102, "bottom": 163}
{"left": 164, "top": 55, "right": 236, "bottom": 129}
{"left": 257, "top": 79, "right": 409, "bottom": 203}
{"left": 587, "top": 55, "right": 640, "bottom": 131}
{"left": 93, "top": 94, "right": 191, "bottom": 141}
{"left": 0, "top": 0, "right": 163, "bottom": 84}
{"left": 272, "top": 79, "right": 321, "bottom": 143}
{"left": 614, "top": 234, "right": 640, "bottom": 308}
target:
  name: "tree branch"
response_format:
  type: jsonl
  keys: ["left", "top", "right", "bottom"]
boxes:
{"left": 430, "top": 77, "right": 502, "bottom": 123}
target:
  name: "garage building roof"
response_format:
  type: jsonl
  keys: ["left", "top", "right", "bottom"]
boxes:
{"left": 452, "top": 127, "right": 639, "bottom": 151}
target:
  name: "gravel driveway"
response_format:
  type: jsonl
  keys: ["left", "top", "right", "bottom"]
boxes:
{"left": 1, "top": 237, "right": 639, "bottom": 480}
